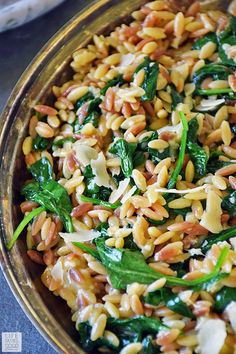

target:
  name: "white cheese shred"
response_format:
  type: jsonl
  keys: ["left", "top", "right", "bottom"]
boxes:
{"left": 59, "top": 230, "right": 100, "bottom": 243}
{"left": 197, "top": 318, "right": 226, "bottom": 354}
{"left": 91, "top": 152, "right": 110, "bottom": 187}
{"left": 109, "top": 178, "right": 130, "bottom": 203}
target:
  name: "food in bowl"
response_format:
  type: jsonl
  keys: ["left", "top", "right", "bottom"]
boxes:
{"left": 7, "top": 0, "right": 236, "bottom": 353}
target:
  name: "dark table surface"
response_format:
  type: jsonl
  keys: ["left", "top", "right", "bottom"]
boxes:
{"left": 0, "top": 1, "right": 88, "bottom": 353}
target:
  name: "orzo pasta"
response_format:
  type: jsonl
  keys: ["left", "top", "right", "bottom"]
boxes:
{"left": 8, "top": 1, "right": 236, "bottom": 353}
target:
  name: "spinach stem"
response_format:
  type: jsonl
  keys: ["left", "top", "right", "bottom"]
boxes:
{"left": 196, "top": 88, "right": 234, "bottom": 96}
{"left": 167, "top": 111, "right": 188, "bottom": 189}
{"left": 165, "top": 247, "right": 229, "bottom": 286}
{"left": 7, "top": 206, "right": 45, "bottom": 250}
{"left": 80, "top": 195, "right": 121, "bottom": 210}
{"left": 73, "top": 241, "right": 99, "bottom": 259}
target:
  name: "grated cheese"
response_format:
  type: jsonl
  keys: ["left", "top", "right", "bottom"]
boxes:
{"left": 121, "top": 185, "right": 137, "bottom": 204}
{"left": 109, "top": 178, "right": 130, "bottom": 203}
{"left": 91, "top": 152, "right": 110, "bottom": 187}
{"left": 225, "top": 301, "right": 236, "bottom": 332}
{"left": 51, "top": 260, "right": 63, "bottom": 283}
{"left": 197, "top": 318, "right": 226, "bottom": 354}
{"left": 59, "top": 229, "right": 100, "bottom": 243}
{"left": 74, "top": 144, "right": 98, "bottom": 167}
{"left": 155, "top": 184, "right": 209, "bottom": 194}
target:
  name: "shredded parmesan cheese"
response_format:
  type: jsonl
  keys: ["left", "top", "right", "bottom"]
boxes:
{"left": 230, "top": 237, "right": 236, "bottom": 251}
{"left": 109, "top": 178, "right": 130, "bottom": 203}
{"left": 59, "top": 230, "right": 100, "bottom": 243}
{"left": 51, "top": 260, "right": 63, "bottom": 283}
{"left": 121, "top": 185, "right": 137, "bottom": 204}
{"left": 74, "top": 144, "right": 98, "bottom": 167}
{"left": 200, "top": 190, "right": 223, "bottom": 233}
{"left": 155, "top": 184, "right": 210, "bottom": 194}
{"left": 225, "top": 301, "right": 236, "bottom": 332}
{"left": 197, "top": 318, "right": 226, "bottom": 354}
{"left": 91, "top": 152, "right": 110, "bottom": 187}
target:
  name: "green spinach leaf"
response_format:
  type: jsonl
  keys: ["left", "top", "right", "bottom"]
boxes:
{"left": 219, "top": 35, "right": 236, "bottom": 67}
{"left": 170, "top": 86, "right": 183, "bottom": 109}
{"left": 100, "top": 75, "right": 125, "bottom": 95}
{"left": 134, "top": 57, "right": 159, "bottom": 101}
{"left": 72, "top": 242, "right": 99, "bottom": 259}
{"left": 193, "top": 63, "right": 231, "bottom": 89}
{"left": 206, "top": 157, "right": 235, "bottom": 174}
{"left": 83, "top": 165, "right": 112, "bottom": 201}
{"left": 74, "top": 91, "right": 94, "bottom": 111}
{"left": 22, "top": 180, "right": 73, "bottom": 232}
{"left": 201, "top": 226, "right": 236, "bottom": 253}
{"left": 138, "top": 131, "right": 170, "bottom": 164}
{"left": 106, "top": 316, "right": 167, "bottom": 348}
{"left": 29, "top": 157, "right": 53, "bottom": 183}
{"left": 187, "top": 118, "right": 208, "bottom": 179}
{"left": 142, "top": 336, "right": 160, "bottom": 354}
{"left": 143, "top": 288, "right": 194, "bottom": 318}
{"left": 32, "top": 135, "right": 52, "bottom": 151}
{"left": 222, "top": 190, "right": 236, "bottom": 216}
{"left": 80, "top": 195, "right": 121, "bottom": 210}
{"left": 74, "top": 97, "right": 102, "bottom": 132}
{"left": 171, "top": 207, "right": 192, "bottom": 216}
{"left": 167, "top": 112, "right": 188, "bottom": 189}
{"left": 215, "top": 286, "right": 236, "bottom": 313}
{"left": 52, "top": 137, "right": 76, "bottom": 147}
{"left": 109, "top": 139, "right": 135, "bottom": 177}
{"left": 192, "top": 33, "right": 218, "bottom": 49}
{"left": 77, "top": 322, "right": 117, "bottom": 352}
{"left": 95, "top": 237, "right": 229, "bottom": 289}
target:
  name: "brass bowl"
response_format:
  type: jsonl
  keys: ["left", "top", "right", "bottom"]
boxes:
{"left": 0, "top": 0, "right": 233, "bottom": 353}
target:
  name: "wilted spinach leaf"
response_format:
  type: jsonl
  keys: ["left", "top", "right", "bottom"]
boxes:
{"left": 83, "top": 165, "right": 112, "bottom": 201}
{"left": 100, "top": 74, "right": 125, "bottom": 95}
{"left": 192, "top": 32, "right": 218, "bottom": 49}
{"left": 169, "top": 86, "right": 183, "bottom": 109}
{"left": 167, "top": 112, "right": 188, "bottom": 189}
{"left": 74, "top": 91, "right": 94, "bottom": 111}
{"left": 134, "top": 57, "right": 159, "bottom": 101}
{"left": 52, "top": 136, "right": 76, "bottom": 147}
{"left": 109, "top": 139, "right": 136, "bottom": 177}
{"left": 80, "top": 195, "right": 120, "bottom": 210}
{"left": 95, "top": 237, "right": 229, "bottom": 289}
{"left": 192, "top": 33, "right": 218, "bottom": 50}
{"left": 22, "top": 157, "right": 73, "bottom": 232}
{"left": 32, "top": 135, "right": 52, "bottom": 151}
{"left": 143, "top": 288, "right": 194, "bottom": 318}
{"left": 222, "top": 190, "right": 236, "bottom": 216}
{"left": 215, "top": 286, "right": 236, "bottom": 313}
{"left": 77, "top": 322, "right": 116, "bottom": 352}
{"left": 193, "top": 63, "right": 231, "bottom": 88}
{"left": 72, "top": 242, "right": 99, "bottom": 259}
{"left": 219, "top": 35, "right": 236, "bottom": 67}
{"left": 106, "top": 316, "right": 167, "bottom": 348}
{"left": 206, "top": 157, "right": 235, "bottom": 174}
{"left": 142, "top": 336, "right": 160, "bottom": 354}
{"left": 29, "top": 157, "right": 53, "bottom": 183}
{"left": 22, "top": 180, "right": 73, "bottom": 232}
{"left": 77, "top": 317, "right": 167, "bottom": 352}
{"left": 171, "top": 207, "right": 192, "bottom": 216}
{"left": 187, "top": 118, "right": 208, "bottom": 179}
{"left": 201, "top": 226, "right": 236, "bottom": 253}
{"left": 138, "top": 131, "right": 170, "bottom": 164}
{"left": 74, "top": 97, "right": 102, "bottom": 132}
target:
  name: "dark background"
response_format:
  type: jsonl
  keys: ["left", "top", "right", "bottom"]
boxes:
{"left": 0, "top": 1, "right": 89, "bottom": 353}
